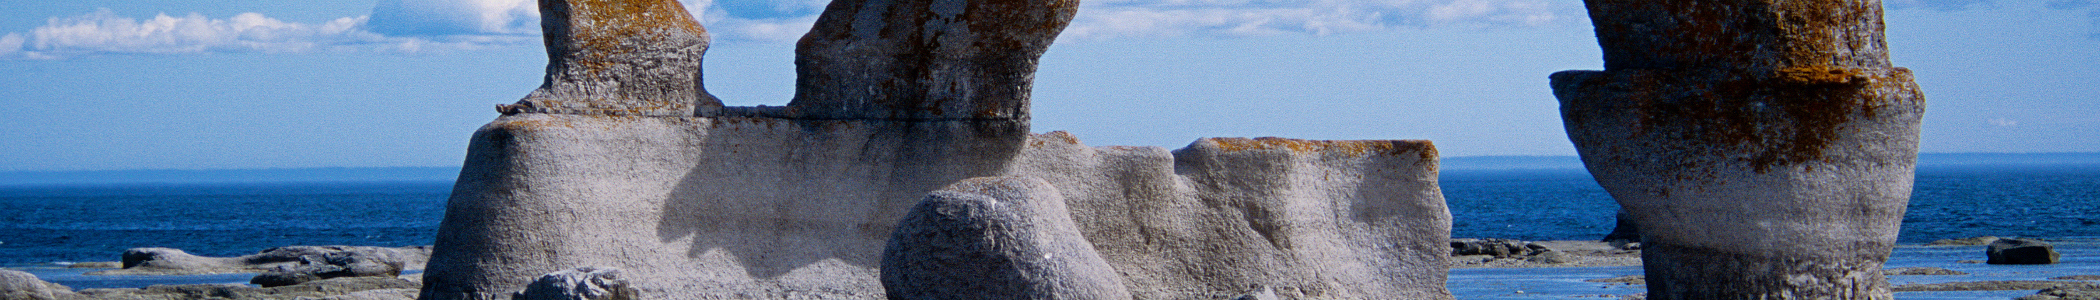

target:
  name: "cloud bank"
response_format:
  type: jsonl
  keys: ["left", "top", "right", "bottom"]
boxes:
{"left": 2, "top": 0, "right": 1581, "bottom": 59}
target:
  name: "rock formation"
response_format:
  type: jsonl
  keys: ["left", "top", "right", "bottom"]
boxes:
{"left": 96, "top": 246, "right": 429, "bottom": 276}
{"left": 513, "top": 267, "right": 636, "bottom": 300}
{"left": 881, "top": 177, "right": 1130, "bottom": 300}
{"left": 1988, "top": 238, "right": 2062, "bottom": 265}
{"left": 1552, "top": 0, "right": 1927, "bottom": 298}
{"left": 251, "top": 248, "right": 412, "bottom": 287}
{"left": 503, "top": 0, "right": 718, "bottom": 116}
{"left": 419, "top": 0, "right": 1453, "bottom": 298}
{"left": 1, "top": 270, "right": 74, "bottom": 300}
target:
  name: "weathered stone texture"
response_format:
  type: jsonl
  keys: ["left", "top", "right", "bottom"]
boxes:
{"left": 420, "top": 117, "right": 1452, "bottom": 299}
{"left": 1555, "top": 0, "right": 1927, "bottom": 299}
{"left": 506, "top": 0, "right": 719, "bottom": 116}
{"left": 422, "top": 0, "right": 1450, "bottom": 298}
{"left": 787, "top": 0, "right": 1079, "bottom": 120}
{"left": 882, "top": 177, "right": 1132, "bottom": 300}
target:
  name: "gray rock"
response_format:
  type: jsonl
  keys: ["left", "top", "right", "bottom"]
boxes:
{"left": 1885, "top": 267, "right": 1966, "bottom": 276}
{"left": 1554, "top": 0, "right": 1927, "bottom": 298}
{"left": 1451, "top": 239, "right": 1535, "bottom": 258}
{"left": 418, "top": 0, "right": 1452, "bottom": 299}
{"left": 2023, "top": 286, "right": 2100, "bottom": 300}
{"left": 1989, "top": 238, "right": 2061, "bottom": 265}
{"left": 75, "top": 276, "right": 418, "bottom": 300}
{"left": 98, "top": 245, "right": 429, "bottom": 276}
{"left": 1587, "top": 275, "right": 1646, "bottom": 285}
{"left": 2056, "top": 275, "right": 2100, "bottom": 281}
{"left": 64, "top": 262, "right": 119, "bottom": 269}
{"left": 882, "top": 177, "right": 1132, "bottom": 300}
{"left": 1, "top": 269, "right": 75, "bottom": 300}
{"left": 1893, "top": 280, "right": 2100, "bottom": 292}
{"left": 1930, "top": 236, "right": 2000, "bottom": 246}
{"left": 1601, "top": 209, "right": 1639, "bottom": 244}
{"left": 503, "top": 0, "right": 718, "bottom": 117}
{"left": 786, "top": 0, "right": 1078, "bottom": 120}
{"left": 513, "top": 267, "right": 635, "bottom": 300}
{"left": 252, "top": 249, "right": 407, "bottom": 287}
{"left": 1525, "top": 250, "right": 1574, "bottom": 264}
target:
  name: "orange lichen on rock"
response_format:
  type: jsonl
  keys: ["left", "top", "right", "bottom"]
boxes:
{"left": 1202, "top": 137, "right": 1435, "bottom": 158}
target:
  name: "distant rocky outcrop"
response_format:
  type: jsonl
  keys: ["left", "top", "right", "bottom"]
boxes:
{"left": 1989, "top": 238, "right": 2062, "bottom": 265}
{"left": 4, "top": 268, "right": 419, "bottom": 300}
{"left": 94, "top": 246, "right": 429, "bottom": 276}
{"left": 251, "top": 247, "right": 411, "bottom": 287}
{"left": 1930, "top": 236, "right": 2002, "bottom": 246}
{"left": 1553, "top": 0, "right": 1927, "bottom": 298}
{"left": 418, "top": 0, "right": 1451, "bottom": 298}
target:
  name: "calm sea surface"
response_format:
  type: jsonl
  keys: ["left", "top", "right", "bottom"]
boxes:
{"left": 0, "top": 165, "right": 2095, "bottom": 297}
{"left": 3, "top": 166, "right": 2096, "bottom": 265}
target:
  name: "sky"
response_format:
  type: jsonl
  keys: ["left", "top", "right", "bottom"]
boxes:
{"left": 0, "top": 0, "right": 2096, "bottom": 171}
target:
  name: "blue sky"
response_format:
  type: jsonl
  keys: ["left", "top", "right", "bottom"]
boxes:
{"left": 1, "top": 0, "right": 2096, "bottom": 171}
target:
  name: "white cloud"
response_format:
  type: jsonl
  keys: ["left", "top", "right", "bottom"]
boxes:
{"left": 1062, "top": 0, "right": 1577, "bottom": 39}
{"left": 2, "top": 8, "right": 536, "bottom": 59}
{"left": 1, "top": 0, "right": 1582, "bottom": 59}
{"left": 0, "top": 33, "right": 23, "bottom": 57}
{"left": 368, "top": 0, "right": 538, "bottom": 36}
{"left": 1989, "top": 118, "right": 2019, "bottom": 127}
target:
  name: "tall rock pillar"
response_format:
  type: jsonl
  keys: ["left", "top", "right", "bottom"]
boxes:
{"left": 1552, "top": 0, "right": 1926, "bottom": 298}
{"left": 504, "top": 0, "right": 720, "bottom": 116}
{"left": 786, "top": 0, "right": 1078, "bottom": 120}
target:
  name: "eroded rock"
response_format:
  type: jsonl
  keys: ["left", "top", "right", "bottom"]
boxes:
{"left": 0, "top": 270, "right": 75, "bottom": 300}
{"left": 504, "top": 0, "right": 718, "bottom": 116}
{"left": 882, "top": 177, "right": 1130, "bottom": 300}
{"left": 1554, "top": 0, "right": 1926, "bottom": 298}
{"left": 1989, "top": 238, "right": 2061, "bottom": 265}
{"left": 513, "top": 267, "right": 635, "bottom": 300}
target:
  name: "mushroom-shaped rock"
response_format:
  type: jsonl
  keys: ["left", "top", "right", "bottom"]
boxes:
{"left": 882, "top": 176, "right": 1132, "bottom": 300}
{"left": 506, "top": 0, "right": 719, "bottom": 116}
{"left": 1553, "top": 0, "right": 1927, "bottom": 298}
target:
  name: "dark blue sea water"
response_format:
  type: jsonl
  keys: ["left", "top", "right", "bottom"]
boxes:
{"left": 2, "top": 165, "right": 2093, "bottom": 265}
{"left": 1444, "top": 165, "right": 2100, "bottom": 243}
{"left": 0, "top": 181, "right": 451, "bottom": 265}
{"left": 0, "top": 164, "right": 2095, "bottom": 298}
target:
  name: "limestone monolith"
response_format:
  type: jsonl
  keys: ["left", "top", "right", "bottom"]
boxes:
{"left": 1553, "top": 0, "right": 1927, "bottom": 298}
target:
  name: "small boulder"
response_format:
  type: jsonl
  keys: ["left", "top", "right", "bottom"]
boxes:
{"left": 1451, "top": 238, "right": 1537, "bottom": 258}
{"left": 1, "top": 270, "right": 74, "bottom": 300}
{"left": 1525, "top": 250, "right": 1574, "bottom": 264}
{"left": 881, "top": 177, "right": 1133, "bottom": 300}
{"left": 1988, "top": 238, "right": 2061, "bottom": 265}
{"left": 513, "top": 267, "right": 635, "bottom": 300}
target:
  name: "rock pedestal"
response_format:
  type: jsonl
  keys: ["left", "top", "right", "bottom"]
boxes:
{"left": 1554, "top": 0, "right": 1926, "bottom": 299}
{"left": 419, "top": 0, "right": 1452, "bottom": 298}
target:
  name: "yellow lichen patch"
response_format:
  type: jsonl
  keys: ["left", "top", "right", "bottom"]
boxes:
{"left": 1029, "top": 131, "right": 1081, "bottom": 147}
{"left": 1775, "top": 65, "right": 1860, "bottom": 85}
{"left": 1205, "top": 137, "right": 1434, "bottom": 157}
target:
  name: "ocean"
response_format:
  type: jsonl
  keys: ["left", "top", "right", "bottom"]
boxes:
{"left": 1, "top": 161, "right": 2096, "bottom": 298}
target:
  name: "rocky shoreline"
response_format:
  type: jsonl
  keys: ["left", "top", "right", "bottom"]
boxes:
{"left": 4, "top": 237, "right": 2087, "bottom": 299}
